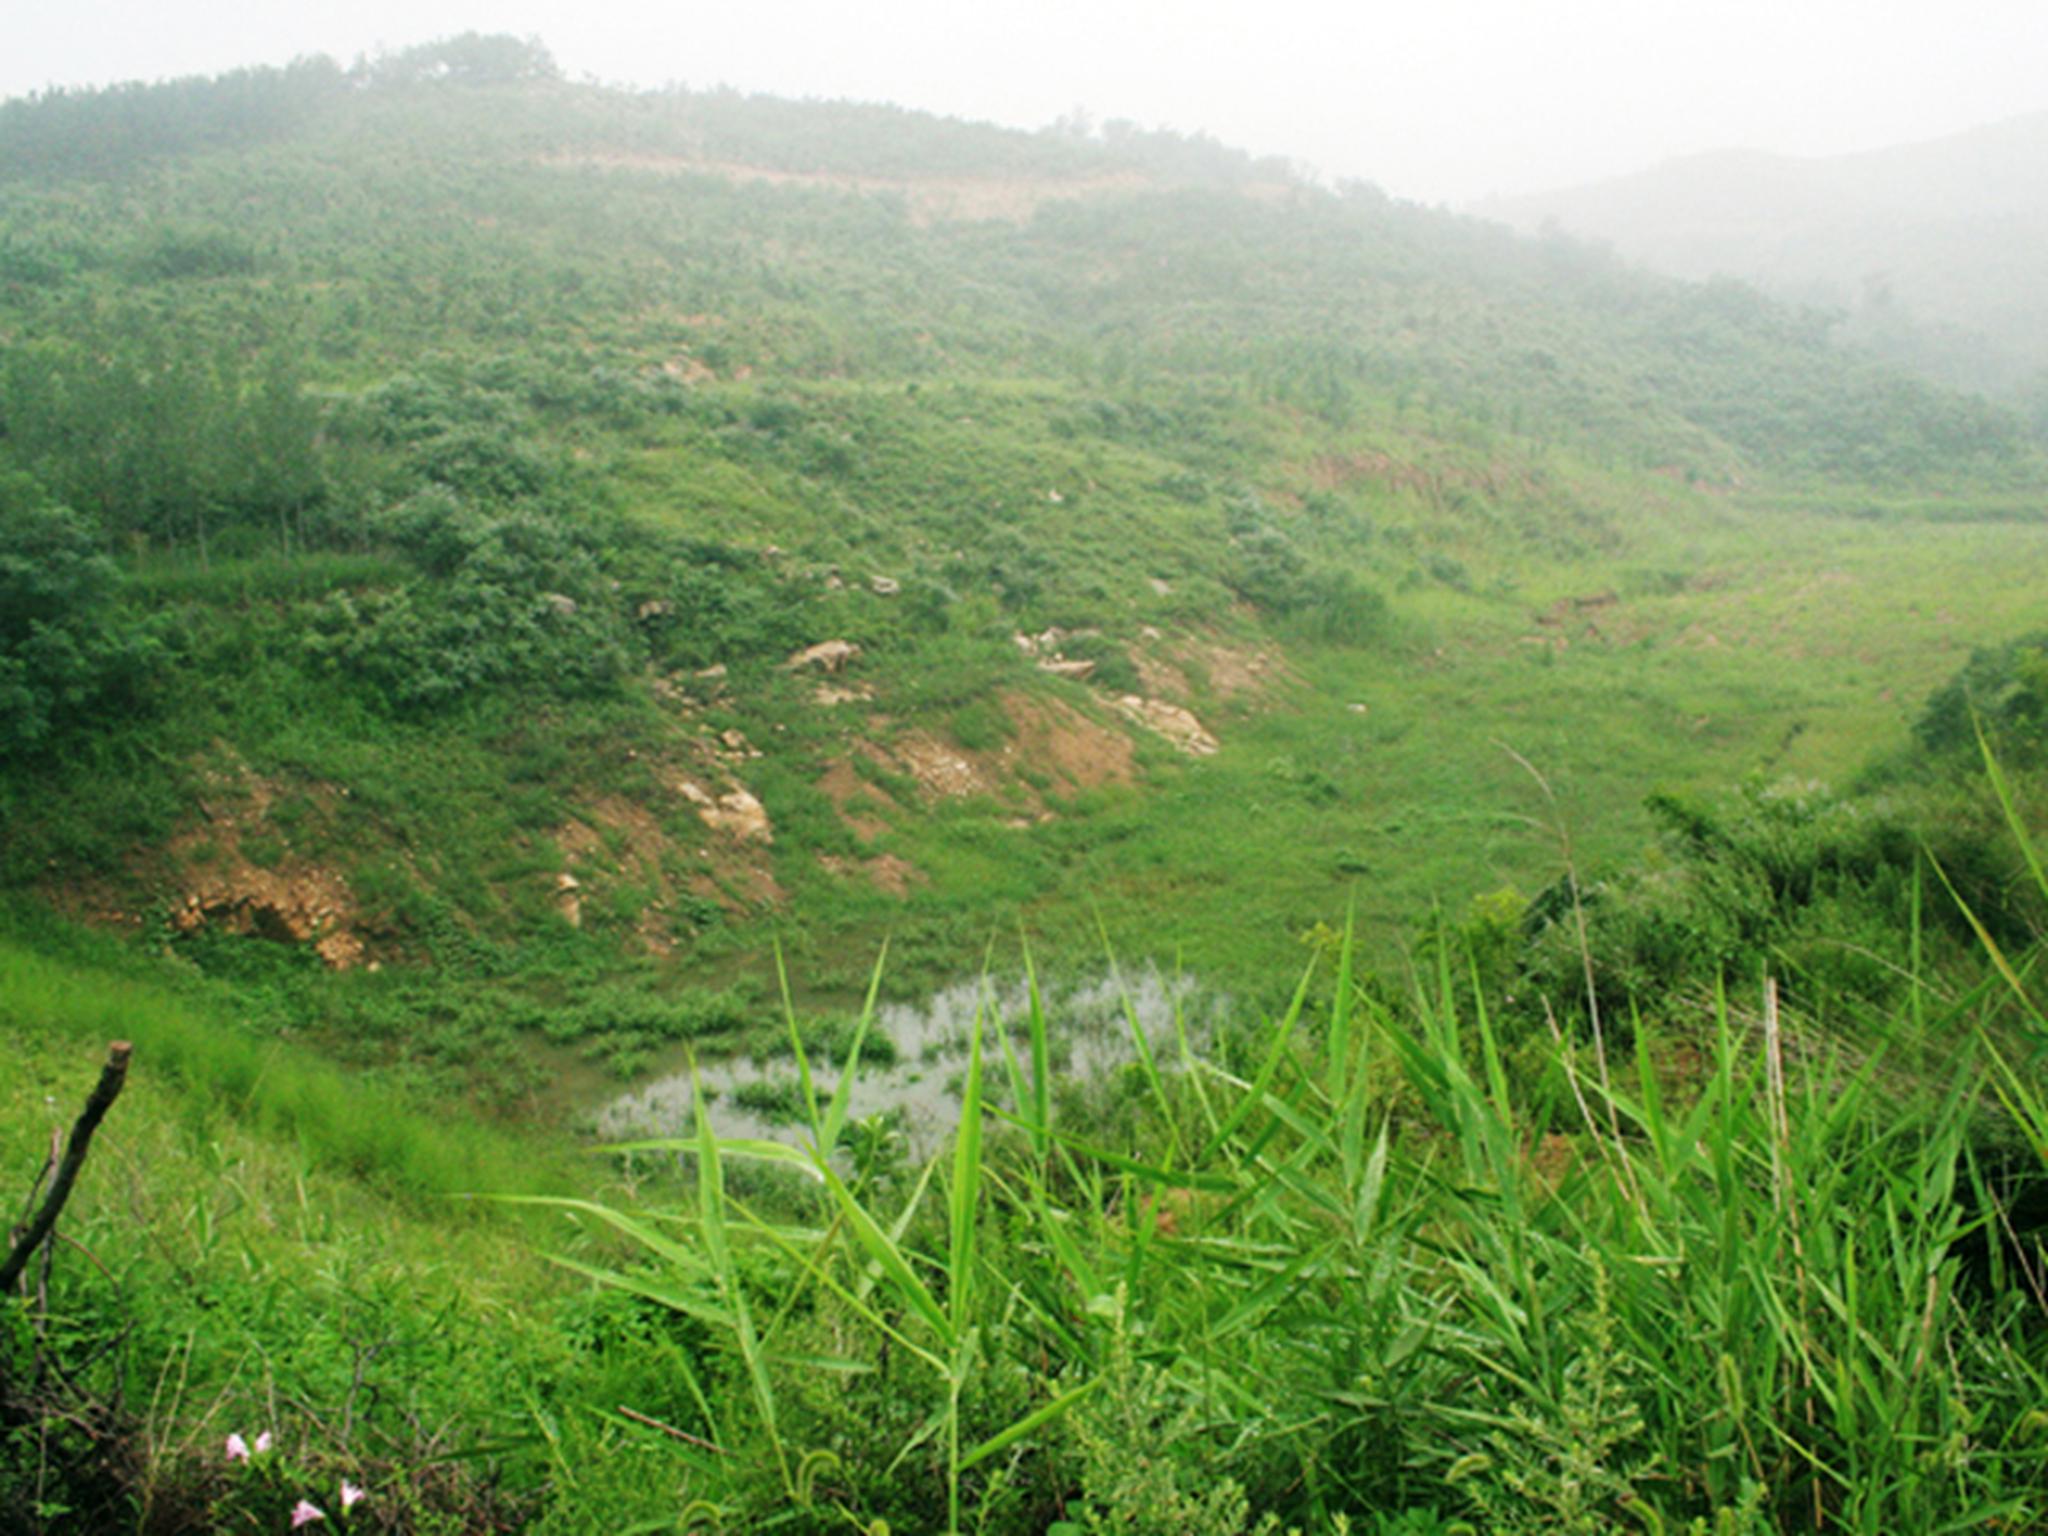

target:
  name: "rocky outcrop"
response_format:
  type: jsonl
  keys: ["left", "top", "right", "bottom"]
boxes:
{"left": 1115, "top": 695, "right": 1219, "bottom": 757}
{"left": 677, "top": 779, "right": 774, "bottom": 844}
{"left": 172, "top": 867, "right": 364, "bottom": 969}
{"left": 1037, "top": 657, "right": 1097, "bottom": 681}
{"left": 786, "top": 639, "right": 862, "bottom": 673}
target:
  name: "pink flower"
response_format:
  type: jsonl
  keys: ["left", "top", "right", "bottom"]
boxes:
{"left": 290, "top": 1500, "right": 327, "bottom": 1527}
{"left": 340, "top": 1481, "right": 365, "bottom": 1511}
{"left": 254, "top": 1430, "right": 273, "bottom": 1455}
{"left": 226, "top": 1433, "right": 250, "bottom": 1463}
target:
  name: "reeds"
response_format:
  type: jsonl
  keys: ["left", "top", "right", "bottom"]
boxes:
{"left": 554, "top": 912, "right": 2048, "bottom": 1531}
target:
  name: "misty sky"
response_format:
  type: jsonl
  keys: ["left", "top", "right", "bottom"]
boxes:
{"left": 6, "top": 0, "right": 2046, "bottom": 203}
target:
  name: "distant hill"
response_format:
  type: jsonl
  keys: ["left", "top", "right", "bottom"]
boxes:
{"left": 1479, "top": 112, "right": 2048, "bottom": 413}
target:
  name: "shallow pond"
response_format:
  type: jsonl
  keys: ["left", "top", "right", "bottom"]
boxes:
{"left": 589, "top": 965, "right": 1224, "bottom": 1157}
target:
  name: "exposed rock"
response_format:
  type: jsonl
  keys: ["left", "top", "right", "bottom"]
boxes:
{"left": 1347, "top": 702, "right": 1370, "bottom": 715}
{"left": 636, "top": 599, "right": 673, "bottom": 621}
{"left": 705, "top": 787, "right": 773, "bottom": 844}
{"left": 1148, "top": 577, "right": 1173, "bottom": 597}
{"left": 1038, "top": 657, "right": 1097, "bottom": 681}
{"left": 1116, "top": 695, "right": 1219, "bottom": 756}
{"left": 555, "top": 871, "right": 583, "bottom": 928}
{"left": 666, "top": 776, "right": 775, "bottom": 844}
{"left": 813, "top": 682, "right": 874, "bottom": 706}
{"left": 869, "top": 575, "right": 901, "bottom": 596}
{"left": 785, "top": 639, "right": 862, "bottom": 673}
{"left": 158, "top": 762, "right": 365, "bottom": 968}
{"left": 173, "top": 870, "right": 364, "bottom": 969}
{"left": 719, "top": 727, "right": 761, "bottom": 758}
{"left": 696, "top": 663, "right": 729, "bottom": 681}
{"left": 541, "top": 592, "right": 579, "bottom": 618}
{"left": 894, "top": 733, "right": 993, "bottom": 798}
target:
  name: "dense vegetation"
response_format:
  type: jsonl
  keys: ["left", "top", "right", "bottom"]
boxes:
{"left": 6, "top": 36, "right": 2048, "bottom": 1533}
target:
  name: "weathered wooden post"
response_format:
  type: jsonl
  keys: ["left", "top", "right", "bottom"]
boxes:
{"left": 1, "top": 1042, "right": 132, "bottom": 1295}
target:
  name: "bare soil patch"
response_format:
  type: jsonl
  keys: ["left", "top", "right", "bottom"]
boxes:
{"left": 152, "top": 759, "right": 366, "bottom": 968}
{"left": 991, "top": 693, "right": 1133, "bottom": 791}
{"left": 535, "top": 152, "right": 1156, "bottom": 226}
{"left": 816, "top": 758, "right": 896, "bottom": 842}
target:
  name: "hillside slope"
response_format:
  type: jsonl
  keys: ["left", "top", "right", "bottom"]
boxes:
{"left": 1, "top": 36, "right": 2044, "bottom": 1084}
{"left": 12, "top": 38, "right": 2048, "bottom": 1536}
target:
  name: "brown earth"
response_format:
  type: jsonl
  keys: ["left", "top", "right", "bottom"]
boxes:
{"left": 150, "top": 758, "right": 367, "bottom": 968}
{"left": 814, "top": 690, "right": 1132, "bottom": 841}
{"left": 893, "top": 731, "right": 996, "bottom": 798}
{"left": 988, "top": 692, "right": 1133, "bottom": 791}
{"left": 815, "top": 758, "right": 897, "bottom": 843}
{"left": 1171, "top": 639, "right": 1289, "bottom": 704}
{"left": 553, "top": 773, "right": 784, "bottom": 946}
{"left": 886, "top": 692, "right": 1134, "bottom": 806}
{"left": 1131, "top": 649, "right": 1193, "bottom": 702}
{"left": 535, "top": 152, "right": 1162, "bottom": 227}
{"left": 1301, "top": 450, "right": 1544, "bottom": 504}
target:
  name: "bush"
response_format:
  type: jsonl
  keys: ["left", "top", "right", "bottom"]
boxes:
{"left": 0, "top": 475, "right": 161, "bottom": 757}
{"left": 1916, "top": 630, "right": 2048, "bottom": 763}
{"left": 307, "top": 497, "right": 633, "bottom": 708}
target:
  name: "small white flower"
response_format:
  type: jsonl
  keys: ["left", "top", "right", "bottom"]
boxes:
{"left": 291, "top": 1499, "right": 327, "bottom": 1528}
{"left": 340, "top": 1481, "right": 365, "bottom": 1511}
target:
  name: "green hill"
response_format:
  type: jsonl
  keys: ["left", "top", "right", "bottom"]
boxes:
{"left": 3, "top": 35, "right": 2045, "bottom": 1050}
{"left": 8, "top": 40, "right": 2048, "bottom": 1530}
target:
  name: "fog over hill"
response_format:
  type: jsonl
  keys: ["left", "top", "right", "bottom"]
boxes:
{"left": 14, "top": 39, "right": 2048, "bottom": 1535}
{"left": 1480, "top": 110, "right": 2048, "bottom": 414}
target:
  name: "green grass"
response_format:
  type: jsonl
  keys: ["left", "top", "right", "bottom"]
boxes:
{"left": 514, "top": 917, "right": 2048, "bottom": 1532}
{"left": 7, "top": 50, "right": 2048, "bottom": 1530}
{"left": 0, "top": 932, "right": 561, "bottom": 1201}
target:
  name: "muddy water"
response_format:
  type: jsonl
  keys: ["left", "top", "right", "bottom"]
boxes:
{"left": 590, "top": 967, "right": 1222, "bottom": 1155}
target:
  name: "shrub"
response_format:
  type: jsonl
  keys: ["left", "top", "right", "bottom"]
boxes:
{"left": 1916, "top": 630, "right": 2048, "bottom": 762}
{"left": 307, "top": 499, "right": 633, "bottom": 708}
{"left": 0, "top": 475, "right": 162, "bottom": 757}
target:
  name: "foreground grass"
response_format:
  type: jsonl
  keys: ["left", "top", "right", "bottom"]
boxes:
{"left": 9, "top": 872, "right": 2048, "bottom": 1531}
{"left": 522, "top": 920, "right": 2048, "bottom": 1534}
{"left": 0, "top": 968, "right": 550, "bottom": 1531}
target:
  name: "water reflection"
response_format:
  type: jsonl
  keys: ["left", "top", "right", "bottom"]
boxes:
{"left": 590, "top": 966, "right": 1220, "bottom": 1155}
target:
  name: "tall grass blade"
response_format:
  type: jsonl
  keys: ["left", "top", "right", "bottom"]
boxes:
{"left": 821, "top": 940, "right": 889, "bottom": 1156}
{"left": 693, "top": 1058, "right": 788, "bottom": 1488}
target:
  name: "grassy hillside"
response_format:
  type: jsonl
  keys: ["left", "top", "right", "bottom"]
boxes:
{"left": 8, "top": 37, "right": 2048, "bottom": 1531}
{"left": 2, "top": 43, "right": 2041, "bottom": 1015}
